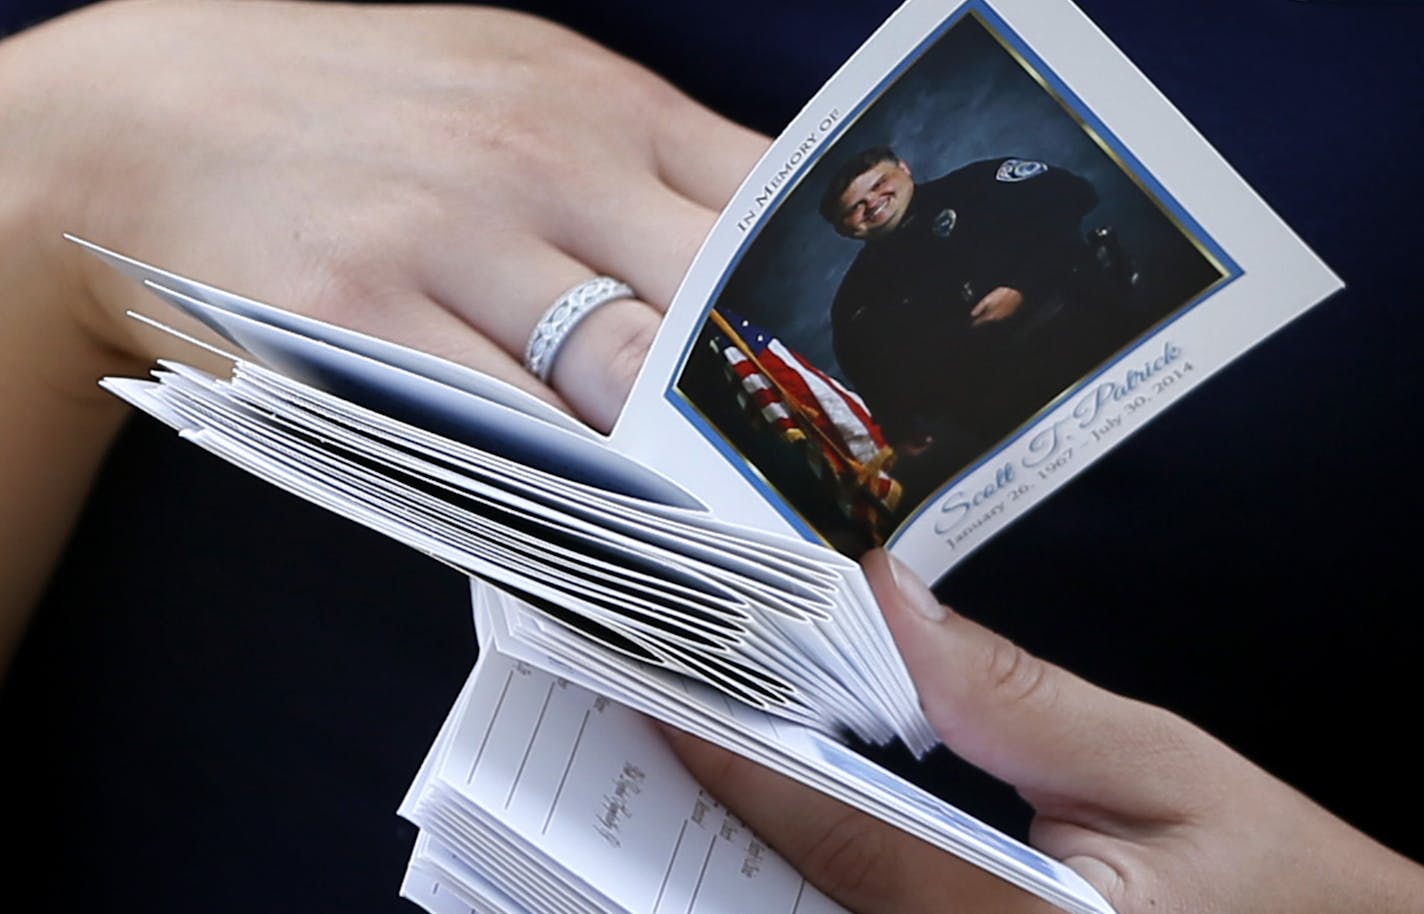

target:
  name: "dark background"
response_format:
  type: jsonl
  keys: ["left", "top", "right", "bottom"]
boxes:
{"left": 3, "top": 1, "right": 1422, "bottom": 911}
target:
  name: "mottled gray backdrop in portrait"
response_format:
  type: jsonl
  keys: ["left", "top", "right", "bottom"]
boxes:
{"left": 711, "top": 12, "right": 1221, "bottom": 382}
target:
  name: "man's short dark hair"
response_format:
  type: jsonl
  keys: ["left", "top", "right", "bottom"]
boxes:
{"left": 818, "top": 145, "right": 904, "bottom": 226}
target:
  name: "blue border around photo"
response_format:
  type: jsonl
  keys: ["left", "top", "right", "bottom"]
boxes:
{"left": 664, "top": 0, "right": 1243, "bottom": 547}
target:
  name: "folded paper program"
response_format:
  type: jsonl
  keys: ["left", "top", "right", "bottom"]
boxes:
{"left": 86, "top": 237, "right": 938, "bottom": 756}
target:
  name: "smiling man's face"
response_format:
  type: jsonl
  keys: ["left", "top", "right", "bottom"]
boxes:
{"left": 834, "top": 159, "right": 915, "bottom": 240}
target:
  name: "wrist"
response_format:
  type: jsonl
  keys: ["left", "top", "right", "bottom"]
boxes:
{"left": 1250, "top": 773, "right": 1424, "bottom": 914}
{"left": 0, "top": 4, "right": 149, "bottom": 394}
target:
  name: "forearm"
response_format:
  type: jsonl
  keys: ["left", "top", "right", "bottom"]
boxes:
{"left": 1290, "top": 796, "right": 1424, "bottom": 914}
{"left": 0, "top": 7, "right": 148, "bottom": 677}
{"left": 0, "top": 238, "right": 129, "bottom": 683}
{"left": 0, "top": 328, "right": 130, "bottom": 679}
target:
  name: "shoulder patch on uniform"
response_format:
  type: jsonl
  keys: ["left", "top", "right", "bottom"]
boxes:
{"left": 996, "top": 158, "right": 1049, "bottom": 183}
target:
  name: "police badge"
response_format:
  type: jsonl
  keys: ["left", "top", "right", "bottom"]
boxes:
{"left": 931, "top": 207, "right": 958, "bottom": 237}
{"left": 996, "top": 158, "right": 1049, "bottom": 182}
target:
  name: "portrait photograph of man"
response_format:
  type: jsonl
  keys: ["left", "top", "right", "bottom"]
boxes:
{"left": 675, "top": 7, "right": 1229, "bottom": 554}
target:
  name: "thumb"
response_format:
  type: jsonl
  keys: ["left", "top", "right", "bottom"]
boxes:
{"left": 865, "top": 549, "right": 1205, "bottom": 820}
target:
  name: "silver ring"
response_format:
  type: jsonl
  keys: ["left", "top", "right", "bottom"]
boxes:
{"left": 523, "top": 276, "right": 635, "bottom": 383}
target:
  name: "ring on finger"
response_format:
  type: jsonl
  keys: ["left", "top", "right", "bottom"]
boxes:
{"left": 523, "top": 276, "right": 636, "bottom": 383}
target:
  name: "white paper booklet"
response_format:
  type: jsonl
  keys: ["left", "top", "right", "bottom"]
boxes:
{"left": 396, "top": 588, "right": 853, "bottom": 914}
{"left": 82, "top": 0, "right": 1340, "bottom": 911}
{"left": 398, "top": 581, "right": 1109, "bottom": 914}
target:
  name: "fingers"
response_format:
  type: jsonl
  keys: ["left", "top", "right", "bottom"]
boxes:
{"left": 552, "top": 183, "right": 719, "bottom": 310}
{"left": 527, "top": 173, "right": 737, "bottom": 424}
{"left": 544, "top": 297, "right": 659, "bottom": 432}
{"left": 422, "top": 234, "right": 590, "bottom": 356}
{"left": 422, "top": 155, "right": 740, "bottom": 430}
{"left": 969, "top": 290, "right": 999, "bottom": 326}
{"left": 366, "top": 288, "right": 572, "bottom": 404}
{"left": 40, "top": 0, "right": 766, "bottom": 442}
{"left": 663, "top": 727, "right": 1058, "bottom": 914}
{"left": 863, "top": 550, "right": 1219, "bottom": 824}
{"left": 420, "top": 234, "right": 659, "bottom": 431}
{"left": 653, "top": 96, "right": 771, "bottom": 211}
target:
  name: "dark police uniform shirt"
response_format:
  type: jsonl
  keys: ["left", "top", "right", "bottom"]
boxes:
{"left": 831, "top": 157, "right": 1102, "bottom": 449}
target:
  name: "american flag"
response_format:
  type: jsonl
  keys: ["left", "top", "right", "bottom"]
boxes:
{"left": 708, "top": 308, "right": 901, "bottom": 532}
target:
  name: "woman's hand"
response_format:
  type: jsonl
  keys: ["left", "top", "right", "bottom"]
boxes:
{"left": 5, "top": 0, "right": 765, "bottom": 427}
{"left": 0, "top": 0, "right": 765, "bottom": 672}
{"left": 665, "top": 550, "right": 1424, "bottom": 914}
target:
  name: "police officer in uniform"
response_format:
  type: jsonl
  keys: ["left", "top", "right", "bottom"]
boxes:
{"left": 821, "top": 145, "right": 1128, "bottom": 489}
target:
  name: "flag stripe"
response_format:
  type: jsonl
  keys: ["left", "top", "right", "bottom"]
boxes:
{"left": 712, "top": 309, "right": 902, "bottom": 524}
